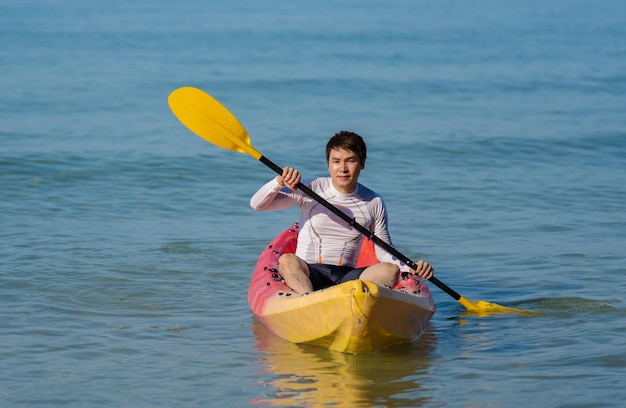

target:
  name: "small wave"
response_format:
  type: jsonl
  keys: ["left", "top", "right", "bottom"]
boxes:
{"left": 515, "top": 297, "right": 622, "bottom": 315}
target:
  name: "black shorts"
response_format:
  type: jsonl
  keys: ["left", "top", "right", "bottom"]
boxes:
{"left": 307, "top": 263, "right": 368, "bottom": 291}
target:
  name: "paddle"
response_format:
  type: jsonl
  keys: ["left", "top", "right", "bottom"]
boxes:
{"left": 168, "top": 86, "right": 527, "bottom": 314}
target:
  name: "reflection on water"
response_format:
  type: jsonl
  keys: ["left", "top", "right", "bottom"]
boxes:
{"left": 250, "top": 317, "right": 438, "bottom": 407}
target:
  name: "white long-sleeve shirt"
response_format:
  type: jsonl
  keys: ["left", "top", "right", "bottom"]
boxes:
{"left": 250, "top": 177, "right": 409, "bottom": 271}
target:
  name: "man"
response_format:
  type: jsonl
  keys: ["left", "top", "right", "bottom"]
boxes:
{"left": 250, "top": 131, "right": 433, "bottom": 294}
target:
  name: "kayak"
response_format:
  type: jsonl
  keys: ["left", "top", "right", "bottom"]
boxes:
{"left": 248, "top": 223, "right": 436, "bottom": 354}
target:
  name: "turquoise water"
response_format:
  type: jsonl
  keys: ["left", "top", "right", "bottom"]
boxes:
{"left": 2, "top": 0, "right": 625, "bottom": 406}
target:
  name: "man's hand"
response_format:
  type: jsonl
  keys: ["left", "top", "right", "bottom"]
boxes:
{"left": 411, "top": 260, "right": 434, "bottom": 280}
{"left": 276, "top": 166, "right": 301, "bottom": 191}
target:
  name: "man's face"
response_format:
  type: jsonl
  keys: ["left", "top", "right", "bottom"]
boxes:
{"left": 327, "top": 148, "right": 364, "bottom": 194}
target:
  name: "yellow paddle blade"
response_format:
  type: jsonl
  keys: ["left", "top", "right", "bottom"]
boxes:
{"left": 168, "top": 86, "right": 262, "bottom": 160}
{"left": 459, "top": 296, "right": 538, "bottom": 315}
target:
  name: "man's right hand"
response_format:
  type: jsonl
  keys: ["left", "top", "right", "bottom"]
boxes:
{"left": 276, "top": 166, "right": 301, "bottom": 191}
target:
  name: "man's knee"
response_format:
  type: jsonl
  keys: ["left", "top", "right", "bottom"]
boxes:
{"left": 375, "top": 262, "right": 400, "bottom": 276}
{"left": 277, "top": 254, "right": 312, "bottom": 294}
{"left": 278, "top": 254, "right": 308, "bottom": 276}
{"left": 382, "top": 263, "right": 400, "bottom": 280}
{"left": 361, "top": 262, "right": 400, "bottom": 286}
{"left": 278, "top": 253, "right": 298, "bottom": 269}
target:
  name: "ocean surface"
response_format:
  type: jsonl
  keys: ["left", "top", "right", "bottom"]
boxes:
{"left": 2, "top": 0, "right": 625, "bottom": 406}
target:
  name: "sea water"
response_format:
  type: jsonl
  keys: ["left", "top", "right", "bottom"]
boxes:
{"left": 1, "top": 0, "right": 625, "bottom": 406}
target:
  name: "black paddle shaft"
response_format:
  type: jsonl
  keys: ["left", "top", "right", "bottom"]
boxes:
{"left": 258, "top": 155, "right": 462, "bottom": 301}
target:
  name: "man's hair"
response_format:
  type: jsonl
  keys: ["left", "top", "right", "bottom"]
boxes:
{"left": 325, "top": 131, "right": 367, "bottom": 166}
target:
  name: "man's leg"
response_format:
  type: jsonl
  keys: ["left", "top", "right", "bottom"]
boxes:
{"left": 278, "top": 253, "right": 313, "bottom": 294}
{"left": 359, "top": 262, "right": 400, "bottom": 288}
